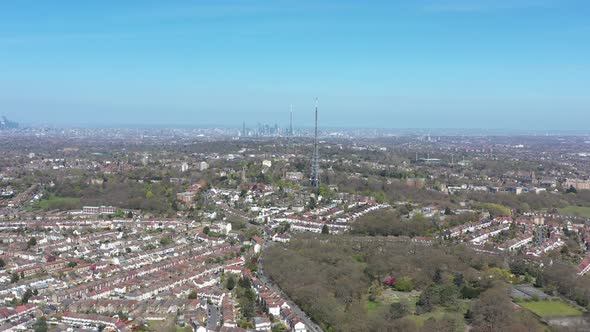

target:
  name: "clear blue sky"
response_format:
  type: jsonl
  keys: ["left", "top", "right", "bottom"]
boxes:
{"left": 1, "top": 0, "right": 589, "bottom": 129}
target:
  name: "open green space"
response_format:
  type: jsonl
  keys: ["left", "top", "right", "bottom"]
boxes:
{"left": 33, "top": 196, "right": 81, "bottom": 211}
{"left": 365, "top": 289, "right": 420, "bottom": 312}
{"left": 390, "top": 293, "right": 420, "bottom": 304}
{"left": 406, "top": 307, "right": 466, "bottom": 331}
{"left": 558, "top": 205, "right": 590, "bottom": 218}
{"left": 366, "top": 299, "right": 384, "bottom": 312}
{"left": 518, "top": 300, "right": 583, "bottom": 317}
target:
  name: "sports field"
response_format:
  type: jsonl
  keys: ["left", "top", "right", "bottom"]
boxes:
{"left": 558, "top": 206, "right": 590, "bottom": 217}
{"left": 519, "top": 300, "right": 583, "bottom": 317}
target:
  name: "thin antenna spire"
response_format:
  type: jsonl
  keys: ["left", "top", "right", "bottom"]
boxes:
{"left": 289, "top": 104, "right": 293, "bottom": 136}
{"left": 310, "top": 98, "right": 320, "bottom": 191}
{"left": 314, "top": 99, "right": 318, "bottom": 144}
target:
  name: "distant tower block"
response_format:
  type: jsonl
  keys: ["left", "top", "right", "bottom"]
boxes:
{"left": 309, "top": 99, "right": 320, "bottom": 191}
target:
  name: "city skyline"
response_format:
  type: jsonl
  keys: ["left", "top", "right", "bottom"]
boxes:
{"left": 1, "top": 0, "right": 589, "bottom": 129}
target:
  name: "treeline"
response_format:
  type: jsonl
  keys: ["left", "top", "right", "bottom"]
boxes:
{"left": 44, "top": 174, "right": 181, "bottom": 214}
{"left": 323, "top": 173, "right": 450, "bottom": 206}
{"left": 350, "top": 210, "right": 438, "bottom": 237}
{"left": 542, "top": 261, "right": 590, "bottom": 307}
{"left": 351, "top": 209, "right": 480, "bottom": 238}
{"left": 263, "top": 235, "right": 543, "bottom": 331}
{"left": 510, "top": 258, "right": 590, "bottom": 307}
{"left": 468, "top": 191, "right": 590, "bottom": 213}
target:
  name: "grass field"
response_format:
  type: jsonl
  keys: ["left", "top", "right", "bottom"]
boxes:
{"left": 406, "top": 307, "right": 466, "bottom": 331}
{"left": 366, "top": 296, "right": 468, "bottom": 330}
{"left": 33, "top": 196, "right": 80, "bottom": 211}
{"left": 558, "top": 206, "right": 590, "bottom": 218}
{"left": 366, "top": 290, "right": 419, "bottom": 312}
{"left": 519, "top": 300, "right": 583, "bottom": 317}
{"left": 366, "top": 299, "right": 384, "bottom": 312}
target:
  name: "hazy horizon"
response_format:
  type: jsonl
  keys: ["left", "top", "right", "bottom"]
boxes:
{"left": 1, "top": 0, "right": 589, "bottom": 130}
{"left": 8, "top": 121, "right": 590, "bottom": 136}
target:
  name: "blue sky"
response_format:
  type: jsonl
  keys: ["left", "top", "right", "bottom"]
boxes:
{"left": 0, "top": 0, "right": 589, "bottom": 129}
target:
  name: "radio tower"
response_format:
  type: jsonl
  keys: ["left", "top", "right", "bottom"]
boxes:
{"left": 310, "top": 99, "right": 320, "bottom": 191}
{"left": 289, "top": 104, "right": 293, "bottom": 136}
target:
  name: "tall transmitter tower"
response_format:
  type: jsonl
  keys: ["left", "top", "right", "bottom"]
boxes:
{"left": 289, "top": 104, "right": 293, "bottom": 136}
{"left": 309, "top": 99, "right": 320, "bottom": 190}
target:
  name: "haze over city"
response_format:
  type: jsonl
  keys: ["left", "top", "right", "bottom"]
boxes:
{"left": 1, "top": 0, "right": 589, "bottom": 129}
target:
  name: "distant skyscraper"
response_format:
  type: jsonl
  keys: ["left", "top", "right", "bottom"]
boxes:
{"left": 242, "top": 122, "right": 246, "bottom": 137}
{"left": 0, "top": 116, "right": 18, "bottom": 129}
{"left": 309, "top": 99, "right": 320, "bottom": 191}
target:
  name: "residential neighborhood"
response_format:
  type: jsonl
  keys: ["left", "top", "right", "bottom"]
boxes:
{"left": 1, "top": 128, "right": 590, "bottom": 331}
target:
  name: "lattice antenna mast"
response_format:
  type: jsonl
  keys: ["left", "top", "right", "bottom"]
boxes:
{"left": 310, "top": 98, "right": 320, "bottom": 191}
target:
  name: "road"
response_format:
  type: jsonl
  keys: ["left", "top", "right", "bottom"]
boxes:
{"left": 258, "top": 242, "right": 324, "bottom": 332}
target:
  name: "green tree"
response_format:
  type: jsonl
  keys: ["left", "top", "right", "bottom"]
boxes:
{"left": 27, "top": 237, "right": 37, "bottom": 248}
{"left": 389, "top": 301, "right": 410, "bottom": 320}
{"left": 318, "top": 184, "right": 331, "bottom": 197}
{"left": 226, "top": 275, "right": 236, "bottom": 290}
{"left": 33, "top": 317, "right": 48, "bottom": 332}
{"left": 322, "top": 224, "right": 330, "bottom": 234}
{"left": 188, "top": 290, "right": 198, "bottom": 299}
{"left": 308, "top": 197, "right": 317, "bottom": 210}
{"left": 22, "top": 288, "right": 33, "bottom": 304}
{"left": 160, "top": 235, "right": 173, "bottom": 246}
{"left": 272, "top": 323, "right": 289, "bottom": 332}
{"left": 393, "top": 277, "right": 414, "bottom": 292}
{"left": 470, "top": 287, "right": 515, "bottom": 332}
{"left": 453, "top": 273, "right": 464, "bottom": 287}
{"left": 417, "top": 284, "right": 459, "bottom": 314}
{"left": 239, "top": 288, "right": 256, "bottom": 319}
{"left": 374, "top": 191, "right": 387, "bottom": 204}
{"left": 238, "top": 277, "right": 251, "bottom": 289}
{"left": 117, "top": 311, "right": 128, "bottom": 320}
